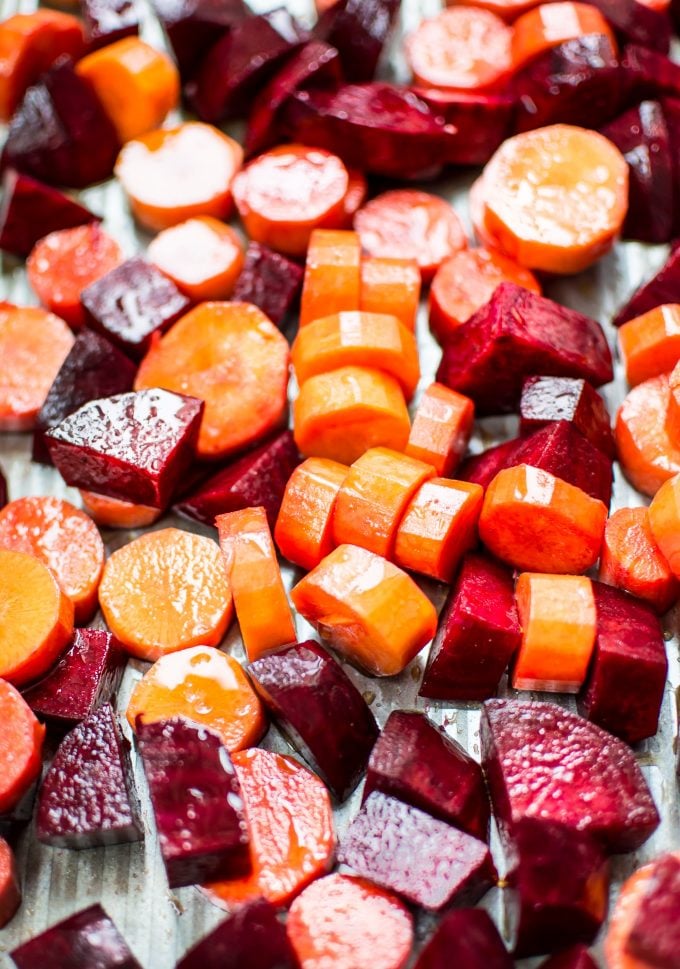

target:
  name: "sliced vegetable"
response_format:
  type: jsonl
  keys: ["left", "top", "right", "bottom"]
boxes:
{"left": 414, "top": 88, "right": 516, "bottom": 165}
{"left": 147, "top": 217, "right": 244, "bottom": 302}
{"left": 405, "top": 383, "right": 474, "bottom": 476}
{"left": 360, "top": 257, "right": 421, "bottom": 332}
{"left": 81, "top": 0, "right": 140, "bottom": 49}
{"left": 231, "top": 241, "right": 304, "bottom": 329}
{"left": 604, "top": 859, "right": 663, "bottom": 969}
{"left": 414, "top": 909, "right": 512, "bottom": 969}
{"left": 177, "top": 899, "right": 300, "bottom": 969}
{"left": 275, "top": 457, "right": 348, "bottom": 570}
{"left": 0, "top": 679, "right": 45, "bottom": 814}
{"left": 150, "top": 0, "right": 248, "bottom": 78}
{"left": 539, "top": 947, "right": 598, "bottom": 969}
{"left": 0, "top": 838, "right": 20, "bottom": 928}
{"left": 512, "top": 2, "right": 616, "bottom": 71}
{"left": 314, "top": 0, "right": 400, "bottom": 82}
{"left": 519, "top": 375, "right": 614, "bottom": 457}
{"left": 615, "top": 372, "right": 680, "bottom": 496}
{"left": 10, "top": 904, "right": 142, "bottom": 969}
{"left": 599, "top": 505, "right": 679, "bottom": 613}
{"left": 606, "top": 854, "right": 680, "bottom": 969}
{"left": 618, "top": 302, "right": 680, "bottom": 385}
{"left": 299, "top": 229, "right": 361, "bottom": 328}
{"left": 613, "top": 243, "right": 680, "bottom": 326}
{"left": 79, "top": 491, "right": 161, "bottom": 529}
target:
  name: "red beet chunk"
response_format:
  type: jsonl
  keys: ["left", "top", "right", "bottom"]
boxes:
{"left": 621, "top": 44, "right": 680, "bottom": 102}
{"left": 11, "top": 904, "right": 142, "bottom": 969}
{"left": 23, "top": 629, "right": 127, "bottom": 727}
{"left": 540, "top": 946, "right": 599, "bottom": 969}
{"left": 363, "top": 710, "right": 489, "bottom": 840}
{"left": 314, "top": 0, "right": 399, "bottom": 83}
{"left": 152, "top": 0, "right": 249, "bottom": 79}
{"left": 81, "top": 0, "right": 140, "bottom": 49}
{"left": 81, "top": 256, "right": 191, "bottom": 359}
{"left": 414, "top": 908, "right": 512, "bottom": 969}
{"left": 436, "top": 283, "right": 613, "bottom": 415}
{"left": 613, "top": 244, "right": 680, "bottom": 326}
{"left": 590, "top": 0, "right": 670, "bottom": 51}
{"left": 46, "top": 388, "right": 203, "bottom": 508}
{"left": 413, "top": 89, "right": 515, "bottom": 165}
{"left": 248, "top": 640, "right": 378, "bottom": 801}
{"left": 457, "top": 439, "right": 520, "bottom": 490}
{"left": 420, "top": 553, "right": 521, "bottom": 702}
{"left": 626, "top": 854, "right": 680, "bottom": 967}
{"left": 0, "top": 465, "right": 6, "bottom": 510}
{"left": 520, "top": 375, "right": 614, "bottom": 457}
{"left": 32, "top": 329, "right": 136, "bottom": 465}
{"left": 231, "top": 242, "right": 304, "bottom": 329}
{"left": 0, "top": 782, "right": 38, "bottom": 846}
{"left": 175, "top": 430, "right": 301, "bottom": 530}
{"left": 481, "top": 698, "right": 660, "bottom": 852}
{"left": 136, "top": 717, "right": 250, "bottom": 888}
{"left": 36, "top": 703, "right": 142, "bottom": 848}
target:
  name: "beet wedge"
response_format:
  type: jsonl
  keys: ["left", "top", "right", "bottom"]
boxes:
{"left": 414, "top": 89, "right": 515, "bottom": 166}
{"left": 613, "top": 240, "right": 680, "bottom": 326}
{"left": 519, "top": 376, "right": 614, "bottom": 458}
{"left": 10, "top": 904, "right": 142, "bottom": 969}
{"left": 151, "top": 0, "right": 249, "bottom": 79}
{"left": 231, "top": 242, "right": 304, "bottom": 329}
{"left": 314, "top": 0, "right": 400, "bottom": 83}
{"left": 81, "top": 0, "right": 140, "bottom": 50}
{"left": 590, "top": 0, "right": 670, "bottom": 52}
{"left": 458, "top": 440, "right": 520, "bottom": 490}
{"left": 414, "top": 908, "right": 512, "bottom": 969}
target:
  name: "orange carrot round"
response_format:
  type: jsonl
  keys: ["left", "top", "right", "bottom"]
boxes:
{"left": 275, "top": 457, "right": 348, "bottom": 571}
{"left": 321, "top": 170, "right": 368, "bottom": 230}
{"left": 648, "top": 474, "right": 680, "bottom": 580}
{"left": 468, "top": 175, "right": 504, "bottom": 250}
{"left": 512, "top": 2, "right": 617, "bottom": 71}
{"left": 405, "top": 383, "right": 475, "bottom": 476}
{"left": 0, "top": 680, "right": 45, "bottom": 815}
{"left": 618, "top": 304, "right": 680, "bottom": 387}
{"left": 0, "top": 838, "right": 21, "bottom": 928}
{"left": 449, "top": 0, "right": 543, "bottom": 21}
{"left": 299, "top": 229, "right": 361, "bottom": 329}
{"left": 360, "top": 257, "right": 421, "bottom": 333}
{"left": 604, "top": 860, "right": 663, "bottom": 969}
{"left": 615, "top": 373, "right": 680, "bottom": 497}
{"left": 79, "top": 490, "right": 162, "bottom": 530}
{"left": 147, "top": 216, "right": 244, "bottom": 302}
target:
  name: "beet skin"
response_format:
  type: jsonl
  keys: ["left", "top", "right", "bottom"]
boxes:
{"left": 11, "top": 904, "right": 141, "bottom": 969}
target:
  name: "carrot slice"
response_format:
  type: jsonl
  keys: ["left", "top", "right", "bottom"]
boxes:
{"left": 292, "top": 312, "right": 420, "bottom": 400}
{"left": 648, "top": 474, "right": 680, "bottom": 579}
{"left": 26, "top": 223, "right": 123, "bottom": 329}
{"left": 405, "top": 383, "right": 474, "bottom": 476}
{"left": 202, "top": 748, "right": 335, "bottom": 909}
{"left": 291, "top": 543, "right": 438, "bottom": 676}
{"left": 115, "top": 123, "right": 243, "bottom": 232}
{"left": 468, "top": 174, "right": 505, "bottom": 250}
{"left": 321, "top": 170, "right": 368, "bottom": 230}
{"left": 0, "top": 838, "right": 21, "bottom": 927}
{"left": 615, "top": 373, "right": 680, "bottom": 497}
{"left": 126, "top": 645, "right": 266, "bottom": 751}
{"left": 79, "top": 490, "right": 162, "bottom": 530}
{"left": 232, "top": 145, "right": 350, "bottom": 258}
{"left": 287, "top": 873, "right": 413, "bottom": 969}
{"left": 354, "top": 190, "right": 467, "bottom": 281}
{"left": 360, "top": 257, "right": 421, "bottom": 333}
{"left": 512, "top": 2, "right": 616, "bottom": 71}
{"left": 147, "top": 216, "right": 244, "bottom": 302}
{"left": 217, "top": 506, "right": 296, "bottom": 663}
{"left": 604, "top": 860, "right": 663, "bottom": 969}
{"left": 299, "top": 229, "right": 361, "bottom": 328}
{"left": 275, "top": 457, "right": 348, "bottom": 571}
{"left": 0, "top": 680, "right": 45, "bottom": 815}
{"left": 0, "top": 496, "right": 105, "bottom": 624}
{"left": 618, "top": 304, "right": 680, "bottom": 387}
{"left": 98, "top": 527, "right": 233, "bottom": 661}
{"left": 452, "top": 0, "right": 543, "bottom": 21}
{"left": 135, "top": 301, "right": 289, "bottom": 460}
{"left": 0, "top": 303, "right": 73, "bottom": 431}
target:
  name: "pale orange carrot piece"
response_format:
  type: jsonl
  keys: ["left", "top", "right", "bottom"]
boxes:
{"left": 615, "top": 373, "right": 680, "bottom": 497}
{"left": 299, "top": 229, "right": 361, "bottom": 328}
{"left": 512, "top": 2, "right": 617, "bottom": 70}
{"left": 468, "top": 174, "right": 505, "bottom": 250}
{"left": 79, "top": 490, "right": 162, "bottom": 530}
{"left": 321, "top": 170, "right": 368, "bottom": 230}
{"left": 0, "top": 680, "right": 45, "bottom": 815}
{"left": 667, "top": 361, "right": 680, "bottom": 442}
{"left": 147, "top": 216, "right": 244, "bottom": 302}
{"left": 604, "top": 859, "right": 667, "bottom": 969}
{"left": 450, "top": 0, "right": 542, "bottom": 22}
{"left": 98, "top": 527, "right": 232, "bottom": 661}
{"left": 405, "top": 383, "right": 474, "bottom": 476}
{"left": 275, "top": 457, "right": 348, "bottom": 571}
{"left": 618, "top": 304, "right": 680, "bottom": 387}
{"left": 648, "top": 473, "right": 680, "bottom": 580}
{"left": 360, "top": 256, "right": 421, "bottom": 333}
{"left": 0, "top": 838, "right": 21, "bottom": 927}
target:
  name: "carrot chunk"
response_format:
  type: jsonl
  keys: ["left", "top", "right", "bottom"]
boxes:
{"left": 604, "top": 859, "right": 664, "bottom": 969}
{"left": 600, "top": 506, "right": 679, "bottom": 615}
{"left": 0, "top": 680, "right": 44, "bottom": 815}
{"left": 0, "top": 838, "right": 21, "bottom": 927}
{"left": 217, "top": 506, "right": 296, "bottom": 662}
{"left": 479, "top": 464, "right": 607, "bottom": 574}
{"left": 98, "top": 527, "right": 233, "bottom": 661}
{"left": 291, "top": 544, "right": 437, "bottom": 676}
{"left": 275, "top": 457, "right": 348, "bottom": 571}
{"left": 79, "top": 490, "right": 162, "bottom": 530}
{"left": 512, "top": 2, "right": 616, "bottom": 71}
{"left": 360, "top": 257, "right": 421, "bottom": 333}
{"left": 618, "top": 304, "right": 680, "bottom": 386}
{"left": 135, "top": 301, "right": 289, "bottom": 460}
{"left": 322, "top": 170, "right": 368, "bottom": 230}
{"left": 299, "top": 229, "right": 361, "bottom": 328}
{"left": 615, "top": 373, "right": 680, "bottom": 497}
{"left": 648, "top": 473, "right": 680, "bottom": 580}
{"left": 405, "top": 383, "right": 475, "bottom": 476}
{"left": 147, "top": 216, "right": 244, "bottom": 301}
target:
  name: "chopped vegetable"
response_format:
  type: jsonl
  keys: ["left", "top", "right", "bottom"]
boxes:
{"left": 360, "top": 257, "right": 421, "bottom": 332}
{"left": 512, "top": 2, "right": 616, "bottom": 71}
{"left": 79, "top": 491, "right": 161, "bottom": 529}
{"left": 0, "top": 679, "right": 45, "bottom": 813}
{"left": 10, "top": 904, "right": 142, "bottom": 969}
{"left": 299, "top": 229, "right": 361, "bottom": 328}
{"left": 147, "top": 217, "right": 244, "bottom": 302}
{"left": 599, "top": 505, "right": 679, "bottom": 613}
{"left": 613, "top": 243, "right": 680, "bottom": 326}
{"left": 0, "top": 838, "right": 20, "bottom": 928}
{"left": 231, "top": 241, "right": 304, "bottom": 329}
{"left": 405, "top": 383, "right": 474, "bottom": 476}
{"left": 314, "top": 0, "right": 400, "bottom": 82}
{"left": 275, "top": 456, "right": 348, "bottom": 570}
{"left": 519, "top": 376, "right": 614, "bottom": 457}
{"left": 618, "top": 302, "right": 680, "bottom": 385}
{"left": 81, "top": 0, "right": 139, "bottom": 49}
{"left": 615, "top": 372, "right": 680, "bottom": 496}
{"left": 414, "top": 909, "right": 512, "bottom": 969}
{"left": 177, "top": 899, "right": 300, "bottom": 969}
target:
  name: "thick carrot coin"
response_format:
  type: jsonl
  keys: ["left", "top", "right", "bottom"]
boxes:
{"left": 604, "top": 861, "right": 662, "bottom": 969}
{"left": 116, "top": 123, "right": 243, "bottom": 232}
{"left": 0, "top": 838, "right": 21, "bottom": 927}
{"left": 360, "top": 257, "right": 421, "bottom": 333}
{"left": 468, "top": 175, "right": 504, "bottom": 250}
{"left": 0, "top": 680, "right": 45, "bottom": 815}
{"left": 26, "top": 223, "right": 123, "bottom": 329}
{"left": 147, "top": 217, "right": 244, "bottom": 302}
{"left": 0, "top": 303, "right": 73, "bottom": 431}
{"left": 0, "top": 496, "right": 105, "bottom": 624}
{"left": 135, "top": 301, "right": 289, "bottom": 460}
{"left": 98, "top": 527, "right": 233, "bottom": 661}
{"left": 287, "top": 874, "right": 413, "bottom": 969}
{"left": 355, "top": 190, "right": 467, "bottom": 281}
{"left": 512, "top": 2, "right": 616, "bottom": 71}
{"left": 275, "top": 457, "right": 348, "bottom": 571}
{"left": 299, "top": 229, "right": 361, "bottom": 328}
{"left": 126, "top": 645, "right": 266, "bottom": 751}
{"left": 618, "top": 304, "right": 680, "bottom": 387}
{"left": 202, "top": 748, "right": 335, "bottom": 909}
{"left": 615, "top": 374, "right": 680, "bottom": 497}
{"left": 649, "top": 474, "right": 680, "bottom": 580}
{"left": 451, "top": 0, "right": 543, "bottom": 21}
{"left": 405, "top": 383, "right": 475, "bottom": 476}
{"left": 79, "top": 490, "right": 162, "bottom": 530}
{"left": 321, "top": 170, "right": 368, "bottom": 230}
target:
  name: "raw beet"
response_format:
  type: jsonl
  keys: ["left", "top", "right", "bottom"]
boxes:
{"left": 613, "top": 244, "right": 680, "bottom": 325}
{"left": 621, "top": 44, "right": 680, "bottom": 102}
{"left": 81, "top": 0, "right": 140, "bottom": 49}
{"left": 231, "top": 242, "right": 304, "bottom": 328}
{"left": 10, "top": 904, "right": 142, "bottom": 969}
{"left": 590, "top": 0, "right": 670, "bottom": 51}
{"left": 136, "top": 717, "right": 250, "bottom": 888}
{"left": 175, "top": 430, "right": 301, "bottom": 530}
{"left": 81, "top": 256, "right": 191, "bottom": 359}
{"left": 436, "top": 283, "right": 613, "bottom": 415}
{"left": 519, "top": 375, "right": 614, "bottom": 457}
{"left": 578, "top": 582, "right": 667, "bottom": 745}
{"left": 413, "top": 908, "right": 513, "bottom": 969}
{"left": 313, "top": 0, "right": 400, "bottom": 83}
{"left": 0, "top": 465, "right": 6, "bottom": 509}
{"left": 45, "top": 388, "right": 203, "bottom": 508}
{"left": 457, "top": 439, "right": 521, "bottom": 490}
{"left": 32, "top": 328, "right": 137, "bottom": 465}
{"left": 363, "top": 710, "right": 490, "bottom": 840}
{"left": 339, "top": 791, "right": 496, "bottom": 911}
{"left": 248, "top": 639, "right": 378, "bottom": 801}
{"left": 662, "top": 97, "right": 680, "bottom": 233}
{"left": 420, "top": 554, "right": 521, "bottom": 702}
{"left": 412, "top": 89, "right": 515, "bottom": 165}
{"left": 480, "top": 698, "right": 660, "bottom": 852}
{"left": 151, "top": 0, "right": 249, "bottom": 79}
{"left": 539, "top": 946, "right": 599, "bottom": 969}
{"left": 36, "top": 703, "right": 143, "bottom": 848}
{"left": 626, "top": 854, "right": 680, "bottom": 966}
{"left": 23, "top": 629, "right": 127, "bottom": 727}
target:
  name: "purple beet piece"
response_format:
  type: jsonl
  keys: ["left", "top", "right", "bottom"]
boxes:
{"left": 45, "top": 388, "right": 203, "bottom": 508}
{"left": 626, "top": 854, "right": 680, "bottom": 967}
{"left": 177, "top": 899, "right": 299, "bottom": 969}
{"left": 23, "top": 629, "right": 127, "bottom": 727}
{"left": 11, "top": 904, "right": 142, "bottom": 969}
{"left": 151, "top": 0, "right": 249, "bottom": 79}
{"left": 589, "top": 0, "right": 670, "bottom": 52}
{"left": 414, "top": 908, "right": 513, "bottom": 969}
{"left": 81, "top": 0, "right": 140, "bottom": 49}
{"left": 662, "top": 97, "right": 680, "bottom": 233}
{"left": 175, "top": 430, "right": 301, "bottom": 530}
{"left": 231, "top": 242, "right": 303, "bottom": 329}
{"left": 339, "top": 791, "right": 496, "bottom": 912}
{"left": 0, "top": 781, "right": 39, "bottom": 846}
{"left": 363, "top": 710, "right": 490, "bottom": 840}
{"left": 578, "top": 582, "right": 667, "bottom": 745}
{"left": 436, "top": 282, "right": 613, "bottom": 415}
{"left": 613, "top": 243, "right": 680, "bottom": 326}
{"left": 621, "top": 44, "right": 680, "bottom": 102}
{"left": 313, "top": 0, "right": 400, "bottom": 83}
{"left": 481, "top": 698, "right": 660, "bottom": 853}
{"left": 32, "top": 328, "right": 136, "bottom": 466}
{"left": 539, "top": 946, "right": 599, "bottom": 969}
{"left": 457, "top": 439, "right": 521, "bottom": 490}
{"left": 0, "top": 464, "right": 6, "bottom": 509}
{"left": 136, "top": 717, "right": 250, "bottom": 888}
{"left": 520, "top": 375, "right": 614, "bottom": 457}
{"left": 248, "top": 640, "right": 378, "bottom": 801}
{"left": 419, "top": 553, "right": 520, "bottom": 702}
{"left": 36, "top": 703, "right": 143, "bottom": 848}
{"left": 412, "top": 89, "right": 515, "bottom": 165}
{"left": 81, "top": 256, "right": 191, "bottom": 359}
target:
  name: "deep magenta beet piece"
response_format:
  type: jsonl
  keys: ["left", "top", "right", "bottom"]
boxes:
{"left": 590, "top": 0, "right": 670, "bottom": 51}
{"left": 10, "top": 904, "right": 142, "bottom": 969}
{"left": 339, "top": 791, "right": 496, "bottom": 912}
{"left": 626, "top": 854, "right": 680, "bottom": 966}
{"left": 0, "top": 464, "right": 6, "bottom": 509}
{"left": 519, "top": 375, "right": 614, "bottom": 457}
{"left": 81, "top": 256, "right": 191, "bottom": 359}
{"left": 420, "top": 554, "right": 521, "bottom": 702}
{"left": 539, "top": 946, "right": 599, "bottom": 969}
{"left": 23, "top": 629, "right": 127, "bottom": 727}
{"left": 613, "top": 242, "right": 680, "bottom": 325}
{"left": 414, "top": 908, "right": 513, "bottom": 969}
{"left": 0, "top": 782, "right": 38, "bottom": 846}
{"left": 231, "top": 242, "right": 304, "bottom": 329}
{"left": 458, "top": 439, "right": 519, "bottom": 490}
{"left": 151, "top": 0, "right": 249, "bottom": 79}
{"left": 36, "top": 703, "right": 143, "bottom": 848}
{"left": 621, "top": 43, "right": 680, "bottom": 102}
{"left": 45, "top": 388, "right": 203, "bottom": 508}
{"left": 136, "top": 717, "right": 250, "bottom": 888}
{"left": 248, "top": 640, "right": 378, "bottom": 801}
{"left": 81, "top": 0, "right": 140, "bottom": 49}
{"left": 314, "top": 0, "right": 399, "bottom": 82}
{"left": 413, "top": 89, "right": 515, "bottom": 165}
{"left": 481, "top": 699, "right": 660, "bottom": 853}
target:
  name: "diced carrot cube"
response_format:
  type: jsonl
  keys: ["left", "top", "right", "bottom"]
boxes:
{"left": 299, "top": 229, "right": 361, "bottom": 328}
{"left": 360, "top": 256, "right": 421, "bottom": 333}
{"left": 405, "top": 383, "right": 474, "bottom": 476}
{"left": 275, "top": 457, "right": 348, "bottom": 571}
{"left": 619, "top": 304, "right": 680, "bottom": 386}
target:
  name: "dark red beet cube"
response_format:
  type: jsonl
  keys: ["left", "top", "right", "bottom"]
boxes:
{"left": 590, "top": 0, "right": 670, "bottom": 52}
{"left": 45, "top": 388, "right": 203, "bottom": 508}
{"left": 136, "top": 717, "right": 250, "bottom": 888}
{"left": 520, "top": 376, "right": 614, "bottom": 457}
{"left": 621, "top": 44, "right": 680, "bottom": 102}
{"left": 420, "top": 554, "right": 520, "bottom": 702}
{"left": 11, "top": 904, "right": 142, "bottom": 969}
{"left": 151, "top": 0, "right": 249, "bottom": 79}
{"left": 338, "top": 791, "right": 496, "bottom": 912}
{"left": 36, "top": 703, "right": 143, "bottom": 848}
{"left": 248, "top": 639, "right": 378, "bottom": 801}
{"left": 626, "top": 854, "right": 680, "bottom": 967}
{"left": 613, "top": 243, "right": 680, "bottom": 326}
{"left": 414, "top": 908, "right": 513, "bottom": 969}
{"left": 457, "top": 439, "right": 521, "bottom": 490}
{"left": 81, "top": 0, "right": 140, "bottom": 49}
{"left": 314, "top": 0, "right": 400, "bottom": 83}
{"left": 413, "top": 89, "right": 515, "bottom": 166}
{"left": 363, "top": 710, "right": 489, "bottom": 840}
{"left": 231, "top": 242, "right": 304, "bottom": 329}
{"left": 539, "top": 946, "right": 599, "bottom": 969}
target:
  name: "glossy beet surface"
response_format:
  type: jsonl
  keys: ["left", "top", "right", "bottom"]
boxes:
{"left": 151, "top": 0, "right": 249, "bottom": 78}
{"left": 539, "top": 946, "right": 599, "bottom": 969}
{"left": 363, "top": 710, "right": 489, "bottom": 839}
{"left": 590, "top": 0, "right": 670, "bottom": 51}
{"left": 231, "top": 242, "right": 304, "bottom": 328}
{"left": 339, "top": 791, "right": 496, "bottom": 911}
{"left": 314, "top": 0, "right": 400, "bottom": 82}
{"left": 82, "top": 0, "right": 140, "bottom": 48}
{"left": 458, "top": 439, "right": 519, "bottom": 490}
{"left": 481, "top": 699, "right": 660, "bottom": 852}
{"left": 626, "top": 854, "right": 680, "bottom": 966}
{"left": 613, "top": 243, "right": 680, "bottom": 325}
{"left": 46, "top": 389, "right": 203, "bottom": 508}
{"left": 248, "top": 639, "right": 378, "bottom": 801}
{"left": 414, "top": 908, "right": 513, "bottom": 969}
{"left": 519, "top": 375, "right": 615, "bottom": 457}
{"left": 413, "top": 90, "right": 515, "bottom": 166}
{"left": 621, "top": 44, "right": 680, "bottom": 102}
{"left": 36, "top": 703, "right": 143, "bottom": 848}
{"left": 10, "top": 904, "right": 142, "bottom": 969}
{"left": 136, "top": 717, "right": 250, "bottom": 888}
